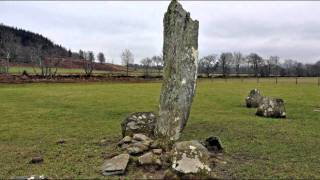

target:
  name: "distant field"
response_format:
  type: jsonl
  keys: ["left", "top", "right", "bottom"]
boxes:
{"left": 8, "top": 66, "right": 107, "bottom": 74}
{"left": 0, "top": 78, "right": 319, "bottom": 178}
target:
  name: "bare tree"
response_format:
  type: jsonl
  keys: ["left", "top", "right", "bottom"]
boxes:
{"left": 233, "top": 52, "right": 244, "bottom": 77}
{"left": 83, "top": 51, "right": 95, "bottom": 76}
{"left": 0, "top": 31, "right": 17, "bottom": 74}
{"left": 97, "top": 52, "right": 106, "bottom": 64}
{"left": 30, "top": 46, "right": 63, "bottom": 78}
{"left": 219, "top": 52, "right": 233, "bottom": 77}
{"left": 152, "top": 55, "right": 163, "bottom": 76}
{"left": 199, "top": 54, "right": 218, "bottom": 77}
{"left": 247, "top": 53, "right": 263, "bottom": 77}
{"left": 121, "top": 49, "right": 134, "bottom": 76}
{"left": 141, "top": 57, "right": 153, "bottom": 77}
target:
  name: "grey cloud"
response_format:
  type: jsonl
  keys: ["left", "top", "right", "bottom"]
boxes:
{"left": 0, "top": 1, "right": 320, "bottom": 64}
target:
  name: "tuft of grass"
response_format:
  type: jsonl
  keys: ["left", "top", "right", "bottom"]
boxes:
{"left": 0, "top": 78, "right": 319, "bottom": 178}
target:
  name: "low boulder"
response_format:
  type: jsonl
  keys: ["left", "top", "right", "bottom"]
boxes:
{"left": 256, "top": 97, "right": 286, "bottom": 118}
{"left": 171, "top": 140, "right": 211, "bottom": 175}
{"left": 203, "top": 136, "right": 223, "bottom": 153}
{"left": 121, "top": 112, "right": 157, "bottom": 137}
{"left": 245, "top": 89, "right": 263, "bottom": 108}
{"left": 101, "top": 154, "right": 130, "bottom": 176}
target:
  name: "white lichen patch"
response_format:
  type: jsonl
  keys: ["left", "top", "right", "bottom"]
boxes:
{"left": 181, "top": 78, "right": 186, "bottom": 85}
{"left": 189, "top": 145, "right": 196, "bottom": 150}
{"left": 173, "top": 153, "right": 211, "bottom": 174}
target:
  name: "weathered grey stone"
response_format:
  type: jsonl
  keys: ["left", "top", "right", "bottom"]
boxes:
{"left": 256, "top": 97, "right": 286, "bottom": 118}
{"left": 155, "top": 0, "right": 199, "bottom": 142}
{"left": 138, "top": 152, "right": 161, "bottom": 166}
{"left": 101, "top": 154, "right": 130, "bottom": 176}
{"left": 203, "top": 136, "right": 223, "bottom": 152}
{"left": 245, "top": 89, "right": 263, "bottom": 108}
{"left": 121, "top": 112, "right": 157, "bottom": 137}
{"left": 171, "top": 140, "right": 211, "bottom": 175}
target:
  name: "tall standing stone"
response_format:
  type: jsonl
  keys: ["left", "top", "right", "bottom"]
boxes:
{"left": 155, "top": 0, "right": 199, "bottom": 143}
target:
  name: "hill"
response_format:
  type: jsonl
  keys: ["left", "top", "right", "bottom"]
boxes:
{"left": 0, "top": 23, "right": 71, "bottom": 63}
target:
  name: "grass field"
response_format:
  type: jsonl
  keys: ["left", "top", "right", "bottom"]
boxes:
{"left": 0, "top": 78, "right": 319, "bottom": 178}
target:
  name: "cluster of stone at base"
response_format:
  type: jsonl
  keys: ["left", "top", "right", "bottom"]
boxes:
{"left": 101, "top": 132, "right": 224, "bottom": 177}
{"left": 245, "top": 89, "right": 286, "bottom": 118}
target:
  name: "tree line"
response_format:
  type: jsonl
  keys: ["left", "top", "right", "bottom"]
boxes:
{"left": 198, "top": 52, "right": 320, "bottom": 78}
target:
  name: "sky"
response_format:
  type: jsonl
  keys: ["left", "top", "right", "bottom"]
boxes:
{"left": 1, "top": 1, "right": 320, "bottom": 64}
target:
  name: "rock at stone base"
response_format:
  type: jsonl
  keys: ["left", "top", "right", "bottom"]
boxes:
{"left": 138, "top": 152, "right": 161, "bottom": 166}
{"left": 101, "top": 154, "right": 130, "bottom": 176}
{"left": 29, "top": 156, "right": 43, "bottom": 164}
{"left": 126, "top": 142, "right": 149, "bottom": 155}
{"left": 245, "top": 89, "right": 263, "bottom": 108}
{"left": 133, "top": 133, "right": 151, "bottom": 142}
{"left": 118, "top": 136, "right": 132, "bottom": 146}
{"left": 152, "top": 149, "right": 163, "bottom": 155}
{"left": 171, "top": 140, "right": 211, "bottom": 175}
{"left": 203, "top": 136, "right": 223, "bottom": 152}
{"left": 256, "top": 97, "right": 286, "bottom": 118}
{"left": 121, "top": 112, "right": 157, "bottom": 137}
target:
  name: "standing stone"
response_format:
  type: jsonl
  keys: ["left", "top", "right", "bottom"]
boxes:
{"left": 155, "top": 0, "right": 199, "bottom": 142}
{"left": 256, "top": 97, "right": 286, "bottom": 118}
{"left": 245, "top": 89, "right": 263, "bottom": 108}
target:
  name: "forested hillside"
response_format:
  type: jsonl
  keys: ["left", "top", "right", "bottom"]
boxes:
{"left": 0, "top": 23, "right": 72, "bottom": 63}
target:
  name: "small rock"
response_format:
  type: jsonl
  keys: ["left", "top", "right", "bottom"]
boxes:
{"left": 126, "top": 142, "right": 149, "bottom": 155}
{"left": 133, "top": 133, "right": 150, "bottom": 142}
{"left": 56, "top": 139, "right": 65, "bottom": 144}
{"left": 101, "top": 154, "right": 130, "bottom": 176}
{"left": 101, "top": 152, "right": 119, "bottom": 159}
{"left": 118, "top": 136, "right": 132, "bottom": 146}
{"left": 142, "top": 140, "right": 153, "bottom": 147}
{"left": 29, "top": 156, "right": 43, "bottom": 164}
{"left": 121, "top": 143, "right": 130, "bottom": 150}
{"left": 152, "top": 149, "right": 162, "bottom": 155}
{"left": 138, "top": 152, "right": 162, "bottom": 166}
{"left": 245, "top": 89, "right": 263, "bottom": 108}
{"left": 150, "top": 141, "right": 160, "bottom": 149}
{"left": 203, "top": 136, "right": 223, "bottom": 152}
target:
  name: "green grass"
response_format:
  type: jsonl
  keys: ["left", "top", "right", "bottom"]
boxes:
{"left": 0, "top": 78, "right": 319, "bottom": 178}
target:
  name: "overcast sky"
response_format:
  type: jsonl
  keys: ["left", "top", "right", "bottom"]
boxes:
{"left": 1, "top": 1, "right": 320, "bottom": 64}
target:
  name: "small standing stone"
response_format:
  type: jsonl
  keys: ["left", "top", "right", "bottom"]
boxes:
{"left": 101, "top": 154, "right": 130, "bottom": 176}
{"left": 245, "top": 89, "right": 263, "bottom": 108}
